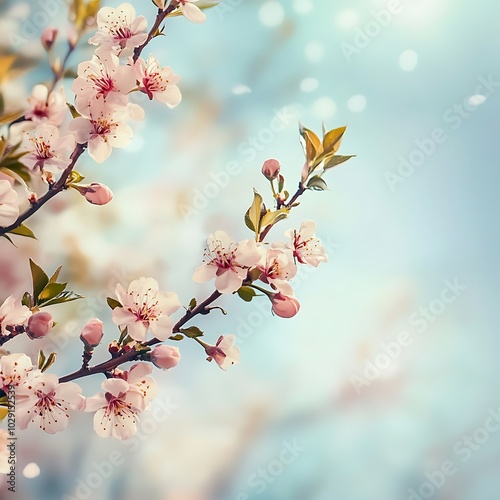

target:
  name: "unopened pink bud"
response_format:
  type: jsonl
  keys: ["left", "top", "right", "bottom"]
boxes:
{"left": 67, "top": 25, "right": 78, "bottom": 49}
{"left": 27, "top": 312, "right": 53, "bottom": 339}
{"left": 83, "top": 183, "right": 113, "bottom": 206}
{"left": 262, "top": 159, "right": 281, "bottom": 181}
{"left": 80, "top": 318, "right": 104, "bottom": 348}
{"left": 271, "top": 293, "right": 300, "bottom": 318}
{"left": 41, "top": 27, "right": 58, "bottom": 51}
{"left": 151, "top": 345, "right": 180, "bottom": 370}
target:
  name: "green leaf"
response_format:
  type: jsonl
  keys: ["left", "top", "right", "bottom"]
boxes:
{"left": 0, "top": 109, "right": 24, "bottom": 126}
{"left": 299, "top": 124, "right": 322, "bottom": 166}
{"left": 169, "top": 334, "right": 184, "bottom": 341}
{"left": 188, "top": 297, "right": 197, "bottom": 310}
{"left": 260, "top": 208, "right": 290, "bottom": 229}
{"left": 307, "top": 176, "right": 328, "bottom": 191}
{"left": 48, "top": 265, "right": 63, "bottom": 284}
{"left": 237, "top": 286, "right": 257, "bottom": 302}
{"left": 39, "top": 282, "right": 67, "bottom": 303}
{"left": 67, "top": 102, "right": 81, "bottom": 119}
{"left": 8, "top": 224, "right": 36, "bottom": 239}
{"left": 245, "top": 190, "right": 263, "bottom": 235}
{"left": 0, "top": 162, "right": 31, "bottom": 183}
{"left": 118, "top": 327, "right": 128, "bottom": 345}
{"left": 41, "top": 352, "right": 57, "bottom": 373}
{"left": 323, "top": 126, "right": 346, "bottom": 155}
{"left": 30, "top": 259, "right": 49, "bottom": 301}
{"left": 179, "top": 326, "right": 204, "bottom": 338}
{"left": 67, "top": 170, "right": 84, "bottom": 184}
{"left": 323, "top": 155, "right": 355, "bottom": 170}
{"left": 42, "top": 291, "right": 83, "bottom": 306}
{"left": 107, "top": 297, "right": 122, "bottom": 310}
{"left": 21, "top": 292, "right": 32, "bottom": 308}
{"left": 0, "top": 234, "right": 14, "bottom": 246}
{"left": 38, "top": 350, "right": 46, "bottom": 370}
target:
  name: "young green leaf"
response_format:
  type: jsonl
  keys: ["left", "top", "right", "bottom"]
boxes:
{"left": 107, "top": 297, "right": 122, "bottom": 310}
{"left": 307, "top": 176, "right": 328, "bottom": 191}
{"left": 42, "top": 291, "right": 83, "bottom": 307}
{"left": 323, "top": 155, "right": 355, "bottom": 170}
{"left": 179, "top": 326, "right": 204, "bottom": 338}
{"left": 245, "top": 190, "right": 263, "bottom": 236}
{"left": 237, "top": 286, "right": 257, "bottom": 302}
{"left": 299, "top": 124, "right": 322, "bottom": 166}
{"left": 170, "top": 334, "right": 184, "bottom": 341}
{"left": 323, "top": 126, "right": 346, "bottom": 154}
{"left": 8, "top": 224, "right": 36, "bottom": 239}
{"left": 48, "top": 265, "right": 63, "bottom": 284}
{"left": 29, "top": 259, "right": 49, "bottom": 301}
{"left": 38, "top": 282, "right": 68, "bottom": 303}
{"left": 260, "top": 207, "right": 290, "bottom": 229}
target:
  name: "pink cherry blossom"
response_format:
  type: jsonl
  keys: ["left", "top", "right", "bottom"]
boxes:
{"left": 134, "top": 55, "right": 181, "bottom": 108}
{"left": 205, "top": 335, "right": 240, "bottom": 370}
{"left": 258, "top": 247, "right": 297, "bottom": 296}
{"left": 151, "top": 345, "right": 180, "bottom": 370}
{"left": 71, "top": 53, "right": 136, "bottom": 114}
{"left": 193, "top": 231, "right": 262, "bottom": 294}
{"left": 271, "top": 293, "right": 300, "bottom": 318}
{"left": 69, "top": 103, "right": 133, "bottom": 163}
{"left": 0, "top": 353, "right": 35, "bottom": 391}
{"left": 0, "top": 180, "right": 19, "bottom": 227}
{"left": 112, "top": 277, "right": 181, "bottom": 341}
{"left": 179, "top": 0, "right": 206, "bottom": 24}
{"left": 287, "top": 221, "right": 327, "bottom": 267}
{"left": 17, "top": 373, "right": 84, "bottom": 434}
{"left": 21, "top": 124, "right": 75, "bottom": 173}
{"left": 84, "top": 378, "right": 144, "bottom": 440}
{"left": 89, "top": 3, "right": 148, "bottom": 54}
{"left": 25, "top": 84, "right": 67, "bottom": 126}
{"left": 118, "top": 362, "right": 157, "bottom": 404}
{"left": 0, "top": 296, "right": 31, "bottom": 333}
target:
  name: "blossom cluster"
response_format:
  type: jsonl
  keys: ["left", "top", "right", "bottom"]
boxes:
{"left": 193, "top": 220, "right": 327, "bottom": 317}
{"left": 0, "top": 2, "right": 188, "bottom": 228}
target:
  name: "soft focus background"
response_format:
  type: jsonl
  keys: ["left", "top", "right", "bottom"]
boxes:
{"left": 1, "top": 0, "right": 499, "bottom": 499}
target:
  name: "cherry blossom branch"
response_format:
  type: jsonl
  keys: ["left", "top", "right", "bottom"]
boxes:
{"left": 259, "top": 182, "right": 306, "bottom": 242}
{"left": 59, "top": 290, "right": 221, "bottom": 383}
{"left": 132, "top": 1, "right": 180, "bottom": 63}
{"left": 59, "top": 181, "right": 310, "bottom": 384}
{"left": 0, "top": 143, "right": 86, "bottom": 237}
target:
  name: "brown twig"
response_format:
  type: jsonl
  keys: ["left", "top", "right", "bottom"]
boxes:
{"left": 0, "top": 143, "right": 86, "bottom": 237}
{"left": 132, "top": 2, "right": 180, "bottom": 63}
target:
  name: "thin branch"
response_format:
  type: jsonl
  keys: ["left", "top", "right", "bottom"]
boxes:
{"left": 0, "top": 143, "right": 86, "bottom": 237}
{"left": 59, "top": 179, "right": 310, "bottom": 384}
{"left": 59, "top": 290, "right": 221, "bottom": 383}
{"left": 132, "top": 2, "right": 180, "bottom": 63}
